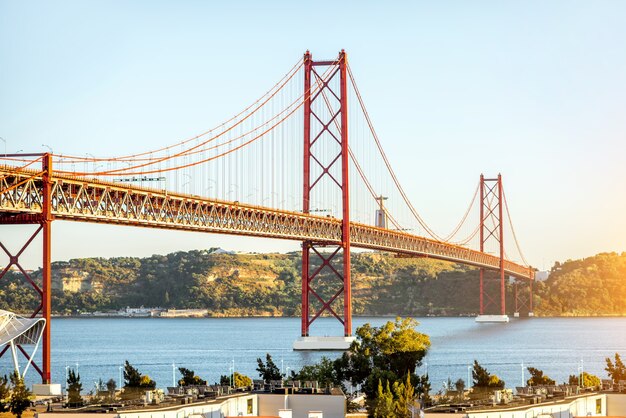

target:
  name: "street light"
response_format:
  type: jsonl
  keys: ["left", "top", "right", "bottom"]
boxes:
{"left": 467, "top": 365, "right": 472, "bottom": 388}
{"left": 42, "top": 144, "right": 53, "bottom": 154}
{"left": 579, "top": 358, "right": 584, "bottom": 388}
{"left": 119, "top": 365, "right": 123, "bottom": 388}
{"left": 65, "top": 365, "right": 70, "bottom": 395}
{"left": 0, "top": 137, "right": 6, "bottom": 157}
{"left": 232, "top": 359, "right": 235, "bottom": 389}
{"left": 521, "top": 362, "right": 525, "bottom": 387}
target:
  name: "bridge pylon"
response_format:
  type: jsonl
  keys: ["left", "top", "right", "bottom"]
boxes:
{"left": 295, "top": 50, "right": 355, "bottom": 350}
{"left": 476, "top": 174, "right": 509, "bottom": 322}
{"left": 0, "top": 153, "right": 53, "bottom": 386}
{"left": 514, "top": 269, "right": 535, "bottom": 317}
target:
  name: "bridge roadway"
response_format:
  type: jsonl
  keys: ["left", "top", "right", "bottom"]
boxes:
{"left": 0, "top": 165, "right": 532, "bottom": 279}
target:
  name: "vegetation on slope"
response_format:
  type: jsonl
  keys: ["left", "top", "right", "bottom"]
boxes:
{"left": 534, "top": 252, "right": 626, "bottom": 316}
{"left": 0, "top": 249, "right": 624, "bottom": 316}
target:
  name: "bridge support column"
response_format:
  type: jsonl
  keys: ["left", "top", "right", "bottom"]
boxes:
{"left": 0, "top": 153, "right": 53, "bottom": 383}
{"left": 41, "top": 153, "right": 52, "bottom": 383}
{"left": 476, "top": 174, "right": 508, "bottom": 323}
{"left": 296, "top": 50, "right": 354, "bottom": 349}
{"left": 515, "top": 268, "right": 535, "bottom": 317}
{"left": 528, "top": 269, "right": 534, "bottom": 316}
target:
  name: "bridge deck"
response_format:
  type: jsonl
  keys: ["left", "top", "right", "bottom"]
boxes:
{"left": 0, "top": 165, "right": 532, "bottom": 279}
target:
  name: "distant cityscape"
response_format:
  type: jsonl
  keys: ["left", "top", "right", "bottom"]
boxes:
{"left": 74, "top": 306, "right": 209, "bottom": 318}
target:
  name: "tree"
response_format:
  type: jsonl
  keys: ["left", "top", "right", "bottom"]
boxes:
{"left": 416, "top": 374, "right": 432, "bottom": 406}
{"left": 0, "top": 375, "right": 9, "bottom": 412}
{"left": 123, "top": 361, "right": 142, "bottom": 387}
{"left": 140, "top": 375, "right": 156, "bottom": 389}
{"left": 454, "top": 379, "right": 465, "bottom": 397}
{"left": 66, "top": 368, "right": 83, "bottom": 406}
{"left": 256, "top": 354, "right": 283, "bottom": 381}
{"left": 292, "top": 357, "right": 340, "bottom": 388}
{"left": 568, "top": 372, "right": 601, "bottom": 388}
{"left": 234, "top": 372, "right": 252, "bottom": 388}
{"left": 122, "top": 360, "right": 155, "bottom": 399}
{"left": 374, "top": 380, "right": 395, "bottom": 418}
{"left": 105, "top": 379, "right": 117, "bottom": 401}
{"left": 335, "top": 318, "right": 430, "bottom": 415}
{"left": 354, "top": 318, "right": 430, "bottom": 378}
{"left": 9, "top": 373, "right": 31, "bottom": 418}
{"left": 178, "top": 367, "right": 207, "bottom": 386}
{"left": 606, "top": 353, "right": 626, "bottom": 382}
{"left": 472, "top": 360, "right": 505, "bottom": 390}
{"left": 340, "top": 318, "right": 429, "bottom": 396}
{"left": 393, "top": 372, "right": 416, "bottom": 418}
{"left": 526, "top": 367, "right": 555, "bottom": 386}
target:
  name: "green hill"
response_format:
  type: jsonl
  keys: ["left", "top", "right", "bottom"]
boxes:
{"left": 534, "top": 252, "right": 626, "bottom": 316}
{"left": 0, "top": 250, "right": 624, "bottom": 317}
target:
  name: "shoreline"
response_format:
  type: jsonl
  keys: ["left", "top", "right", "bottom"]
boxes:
{"left": 47, "top": 313, "right": 626, "bottom": 319}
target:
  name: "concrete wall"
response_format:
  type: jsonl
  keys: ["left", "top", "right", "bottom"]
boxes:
{"left": 606, "top": 393, "right": 626, "bottom": 416}
{"left": 465, "top": 394, "right": 606, "bottom": 418}
{"left": 258, "top": 394, "right": 345, "bottom": 418}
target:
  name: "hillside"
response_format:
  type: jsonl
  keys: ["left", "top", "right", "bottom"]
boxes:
{"left": 0, "top": 250, "right": 624, "bottom": 317}
{"left": 533, "top": 252, "right": 626, "bottom": 316}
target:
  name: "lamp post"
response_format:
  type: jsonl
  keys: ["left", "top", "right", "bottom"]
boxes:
{"left": 579, "top": 358, "right": 584, "bottom": 388}
{"left": 232, "top": 359, "right": 235, "bottom": 389}
{"left": 0, "top": 137, "right": 6, "bottom": 157}
{"left": 521, "top": 362, "right": 525, "bottom": 387}
{"left": 119, "top": 365, "right": 123, "bottom": 389}
{"left": 65, "top": 365, "right": 70, "bottom": 396}
{"left": 42, "top": 144, "right": 53, "bottom": 154}
{"left": 172, "top": 363, "right": 176, "bottom": 387}
{"left": 467, "top": 365, "right": 472, "bottom": 389}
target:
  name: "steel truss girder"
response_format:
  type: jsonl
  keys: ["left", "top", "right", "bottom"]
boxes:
{"left": 0, "top": 165, "right": 532, "bottom": 279}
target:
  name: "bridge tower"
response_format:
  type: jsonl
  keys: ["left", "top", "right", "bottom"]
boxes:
{"left": 295, "top": 50, "right": 355, "bottom": 350}
{"left": 476, "top": 174, "right": 509, "bottom": 322}
{"left": 0, "top": 153, "right": 53, "bottom": 388}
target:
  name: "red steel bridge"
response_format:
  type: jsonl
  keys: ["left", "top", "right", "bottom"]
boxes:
{"left": 0, "top": 50, "right": 534, "bottom": 383}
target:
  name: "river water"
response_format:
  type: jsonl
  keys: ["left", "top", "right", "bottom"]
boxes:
{"left": 5, "top": 317, "right": 626, "bottom": 392}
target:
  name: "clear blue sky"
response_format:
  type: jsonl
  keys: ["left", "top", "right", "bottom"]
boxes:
{"left": 1, "top": 0, "right": 625, "bottom": 270}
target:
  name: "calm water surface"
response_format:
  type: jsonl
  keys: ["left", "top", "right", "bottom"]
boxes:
{"left": 5, "top": 317, "right": 626, "bottom": 391}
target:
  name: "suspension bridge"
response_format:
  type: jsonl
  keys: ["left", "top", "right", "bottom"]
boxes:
{"left": 0, "top": 50, "right": 534, "bottom": 385}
